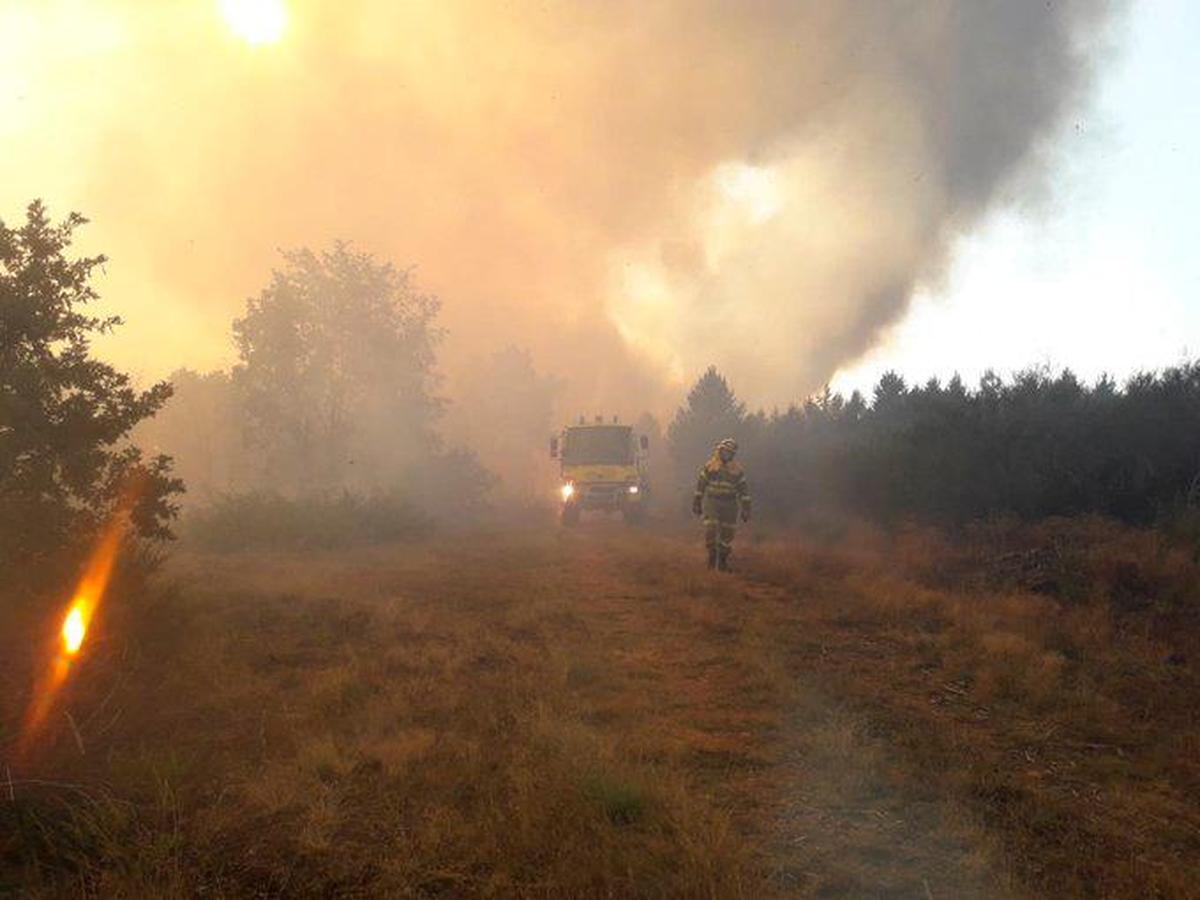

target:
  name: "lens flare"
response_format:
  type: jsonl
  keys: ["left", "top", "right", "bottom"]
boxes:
{"left": 62, "top": 605, "right": 87, "bottom": 655}
{"left": 17, "top": 484, "right": 139, "bottom": 760}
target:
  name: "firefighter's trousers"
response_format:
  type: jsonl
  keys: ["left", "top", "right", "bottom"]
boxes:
{"left": 703, "top": 498, "right": 740, "bottom": 559}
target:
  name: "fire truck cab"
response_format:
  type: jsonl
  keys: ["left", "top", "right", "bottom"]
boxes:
{"left": 550, "top": 418, "right": 649, "bottom": 525}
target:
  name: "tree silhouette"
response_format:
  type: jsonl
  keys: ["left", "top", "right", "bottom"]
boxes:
{"left": 664, "top": 361, "right": 1200, "bottom": 526}
{"left": 232, "top": 243, "right": 444, "bottom": 493}
{"left": 448, "top": 345, "right": 562, "bottom": 498}
{"left": 0, "top": 201, "right": 182, "bottom": 571}
{"left": 664, "top": 367, "right": 749, "bottom": 512}
{"left": 666, "top": 366, "right": 746, "bottom": 466}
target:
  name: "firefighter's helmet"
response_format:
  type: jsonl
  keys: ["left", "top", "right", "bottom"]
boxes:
{"left": 717, "top": 438, "right": 738, "bottom": 458}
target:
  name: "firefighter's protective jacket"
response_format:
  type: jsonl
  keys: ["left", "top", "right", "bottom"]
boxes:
{"left": 694, "top": 455, "right": 751, "bottom": 514}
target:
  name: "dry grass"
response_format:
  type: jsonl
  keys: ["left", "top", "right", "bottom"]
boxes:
{"left": 2, "top": 517, "right": 1197, "bottom": 897}
{"left": 2, "top": 530, "right": 755, "bottom": 897}
{"left": 745, "top": 517, "right": 1200, "bottom": 898}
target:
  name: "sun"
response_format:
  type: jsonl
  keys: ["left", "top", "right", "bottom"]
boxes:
{"left": 219, "top": 0, "right": 287, "bottom": 46}
{"left": 713, "top": 162, "right": 783, "bottom": 225}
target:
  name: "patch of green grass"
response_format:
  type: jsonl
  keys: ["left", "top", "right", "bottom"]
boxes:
{"left": 583, "top": 771, "right": 649, "bottom": 826}
{"left": 566, "top": 662, "right": 600, "bottom": 688}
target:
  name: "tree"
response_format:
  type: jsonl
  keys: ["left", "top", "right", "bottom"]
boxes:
{"left": 133, "top": 368, "right": 245, "bottom": 500}
{"left": 667, "top": 367, "right": 746, "bottom": 461}
{"left": 232, "top": 243, "right": 445, "bottom": 493}
{"left": 666, "top": 367, "right": 747, "bottom": 506}
{"left": 446, "top": 346, "right": 562, "bottom": 500}
{"left": 0, "top": 201, "right": 182, "bottom": 571}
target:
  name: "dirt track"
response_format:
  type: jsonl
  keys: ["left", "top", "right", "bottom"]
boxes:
{"left": 9, "top": 520, "right": 1198, "bottom": 897}
{"left": 160, "top": 523, "right": 1009, "bottom": 896}
{"left": 503, "top": 525, "right": 1009, "bottom": 896}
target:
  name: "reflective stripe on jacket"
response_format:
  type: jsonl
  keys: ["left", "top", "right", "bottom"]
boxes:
{"left": 694, "top": 456, "right": 750, "bottom": 506}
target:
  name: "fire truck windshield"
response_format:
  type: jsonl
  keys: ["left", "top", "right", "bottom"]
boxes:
{"left": 562, "top": 427, "right": 632, "bottom": 465}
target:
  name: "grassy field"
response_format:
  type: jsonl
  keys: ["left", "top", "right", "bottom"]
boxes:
{"left": 2, "top": 518, "right": 1198, "bottom": 897}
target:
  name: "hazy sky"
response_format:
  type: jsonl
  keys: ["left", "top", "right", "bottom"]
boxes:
{"left": 3, "top": 0, "right": 1185, "bottom": 414}
{"left": 834, "top": 0, "right": 1200, "bottom": 395}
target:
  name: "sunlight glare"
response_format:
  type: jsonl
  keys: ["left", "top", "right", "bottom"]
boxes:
{"left": 713, "top": 162, "right": 783, "bottom": 225}
{"left": 219, "top": 0, "right": 287, "bottom": 46}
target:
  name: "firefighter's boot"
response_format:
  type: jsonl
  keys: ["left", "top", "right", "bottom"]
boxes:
{"left": 707, "top": 547, "right": 717, "bottom": 570}
{"left": 717, "top": 548, "right": 730, "bottom": 572}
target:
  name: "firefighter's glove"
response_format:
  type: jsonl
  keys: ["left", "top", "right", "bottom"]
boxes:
{"left": 692, "top": 496, "right": 703, "bottom": 517}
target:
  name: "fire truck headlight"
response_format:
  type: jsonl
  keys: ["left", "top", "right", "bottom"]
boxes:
{"left": 561, "top": 483, "right": 575, "bottom": 501}
{"left": 628, "top": 485, "right": 639, "bottom": 494}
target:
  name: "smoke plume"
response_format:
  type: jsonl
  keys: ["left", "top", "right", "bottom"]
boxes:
{"left": 1, "top": 1, "right": 1120, "bottom": 409}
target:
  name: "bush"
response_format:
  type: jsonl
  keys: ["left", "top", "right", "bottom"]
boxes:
{"left": 1, "top": 201, "right": 182, "bottom": 578}
{"left": 185, "top": 492, "right": 432, "bottom": 551}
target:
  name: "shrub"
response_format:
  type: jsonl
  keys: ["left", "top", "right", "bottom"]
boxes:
{"left": 185, "top": 491, "right": 432, "bottom": 551}
{"left": 0, "top": 201, "right": 182, "bottom": 578}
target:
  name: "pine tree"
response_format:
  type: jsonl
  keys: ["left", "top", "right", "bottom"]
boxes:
{"left": 666, "top": 366, "right": 746, "bottom": 470}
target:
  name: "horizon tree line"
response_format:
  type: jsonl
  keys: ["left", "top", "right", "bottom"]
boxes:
{"left": 666, "top": 363, "right": 1200, "bottom": 526}
{"left": 7, "top": 197, "right": 1198, "bottom": 579}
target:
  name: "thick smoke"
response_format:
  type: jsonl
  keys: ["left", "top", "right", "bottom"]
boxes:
{"left": 1, "top": 1, "right": 1119, "bottom": 410}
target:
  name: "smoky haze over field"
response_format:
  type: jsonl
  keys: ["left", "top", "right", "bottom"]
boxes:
{"left": 2, "top": 1, "right": 1120, "bottom": 412}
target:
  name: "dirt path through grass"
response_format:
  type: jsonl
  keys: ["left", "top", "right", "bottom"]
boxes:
{"left": 9, "top": 524, "right": 1114, "bottom": 896}
{"left": 546, "top": 526, "right": 1011, "bottom": 897}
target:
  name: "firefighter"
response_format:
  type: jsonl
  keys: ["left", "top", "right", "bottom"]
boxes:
{"left": 692, "top": 438, "right": 751, "bottom": 571}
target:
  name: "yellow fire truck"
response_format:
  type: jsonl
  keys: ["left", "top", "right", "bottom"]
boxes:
{"left": 550, "top": 418, "right": 649, "bottom": 525}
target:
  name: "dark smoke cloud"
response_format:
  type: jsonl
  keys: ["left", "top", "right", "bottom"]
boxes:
{"left": 1, "top": 1, "right": 1122, "bottom": 410}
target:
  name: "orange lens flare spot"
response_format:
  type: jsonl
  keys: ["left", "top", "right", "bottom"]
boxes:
{"left": 63, "top": 604, "right": 87, "bottom": 654}
{"left": 18, "top": 480, "right": 142, "bottom": 759}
